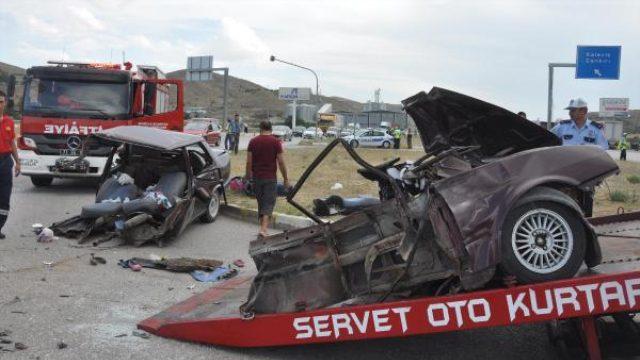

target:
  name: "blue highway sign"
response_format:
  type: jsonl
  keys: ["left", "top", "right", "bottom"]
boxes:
{"left": 576, "top": 45, "right": 621, "bottom": 80}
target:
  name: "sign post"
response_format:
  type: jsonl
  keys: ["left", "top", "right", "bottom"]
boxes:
{"left": 279, "top": 87, "right": 311, "bottom": 130}
{"left": 546, "top": 45, "right": 622, "bottom": 129}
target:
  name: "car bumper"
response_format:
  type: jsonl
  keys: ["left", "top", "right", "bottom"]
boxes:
{"left": 19, "top": 150, "right": 107, "bottom": 178}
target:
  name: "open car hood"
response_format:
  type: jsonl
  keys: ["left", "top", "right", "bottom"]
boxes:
{"left": 402, "top": 87, "right": 561, "bottom": 156}
{"left": 92, "top": 126, "right": 203, "bottom": 150}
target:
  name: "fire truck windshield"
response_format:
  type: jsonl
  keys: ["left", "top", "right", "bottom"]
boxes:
{"left": 23, "top": 78, "right": 130, "bottom": 119}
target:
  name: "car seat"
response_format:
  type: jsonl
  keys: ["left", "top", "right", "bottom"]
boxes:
{"left": 121, "top": 171, "right": 188, "bottom": 216}
{"left": 80, "top": 177, "right": 141, "bottom": 219}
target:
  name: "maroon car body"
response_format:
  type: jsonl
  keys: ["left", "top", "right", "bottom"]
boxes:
{"left": 243, "top": 88, "right": 619, "bottom": 314}
{"left": 184, "top": 119, "right": 222, "bottom": 147}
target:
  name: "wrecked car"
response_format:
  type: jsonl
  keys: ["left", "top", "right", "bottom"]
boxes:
{"left": 243, "top": 87, "right": 619, "bottom": 314}
{"left": 52, "top": 126, "right": 230, "bottom": 246}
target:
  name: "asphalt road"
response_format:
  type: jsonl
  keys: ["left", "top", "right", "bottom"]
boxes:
{"left": 0, "top": 176, "right": 562, "bottom": 359}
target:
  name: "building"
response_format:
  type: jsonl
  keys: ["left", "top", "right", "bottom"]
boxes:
{"left": 284, "top": 103, "right": 318, "bottom": 123}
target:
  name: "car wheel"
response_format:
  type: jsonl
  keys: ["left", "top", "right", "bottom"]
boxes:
{"left": 200, "top": 190, "right": 220, "bottom": 223}
{"left": 31, "top": 176, "right": 53, "bottom": 187}
{"left": 500, "top": 200, "right": 585, "bottom": 284}
{"left": 382, "top": 141, "right": 391, "bottom": 149}
{"left": 350, "top": 140, "right": 359, "bottom": 148}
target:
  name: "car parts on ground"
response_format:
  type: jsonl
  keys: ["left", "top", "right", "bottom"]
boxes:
{"left": 243, "top": 87, "right": 619, "bottom": 314}
{"left": 51, "top": 126, "right": 230, "bottom": 247}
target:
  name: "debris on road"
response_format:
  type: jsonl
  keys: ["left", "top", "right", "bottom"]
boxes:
{"left": 233, "top": 259, "right": 245, "bottom": 268}
{"left": 119, "top": 257, "right": 223, "bottom": 273}
{"left": 14, "top": 342, "right": 27, "bottom": 350}
{"left": 89, "top": 253, "right": 107, "bottom": 266}
{"left": 132, "top": 330, "right": 150, "bottom": 339}
{"left": 57, "top": 341, "right": 67, "bottom": 349}
{"left": 190, "top": 266, "right": 238, "bottom": 282}
{"left": 114, "top": 333, "right": 127, "bottom": 338}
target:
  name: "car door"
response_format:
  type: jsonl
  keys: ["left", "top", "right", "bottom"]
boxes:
{"left": 188, "top": 142, "right": 221, "bottom": 219}
{"left": 370, "top": 131, "right": 385, "bottom": 146}
{"left": 360, "top": 131, "right": 372, "bottom": 146}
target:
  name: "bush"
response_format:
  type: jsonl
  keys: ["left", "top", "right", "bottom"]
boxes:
{"left": 609, "top": 191, "right": 629, "bottom": 202}
{"left": 627, "top": 175, "right": 640, "bottom": 184}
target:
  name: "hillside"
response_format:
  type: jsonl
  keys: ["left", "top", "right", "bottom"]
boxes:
{"left": 166, "top": 69, "right": 363, "bottom": 123}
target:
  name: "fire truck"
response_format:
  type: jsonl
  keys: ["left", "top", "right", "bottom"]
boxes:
{"left": 9, "top": 61, "right": 184, "bottom": 187}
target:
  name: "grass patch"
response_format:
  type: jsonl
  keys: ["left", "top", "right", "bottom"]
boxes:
{"left": 627, "top": 175, "right": 640, "bottom": 184}
{"left": 609, "top": 190, "right": 629, "bottom": 202}
{"left": 226, "top": 144, "right": 640, "bottom": 218}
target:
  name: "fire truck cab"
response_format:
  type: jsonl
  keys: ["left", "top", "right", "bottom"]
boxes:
{"left": 13, "top": 61, "right": 183, "bottom": 187}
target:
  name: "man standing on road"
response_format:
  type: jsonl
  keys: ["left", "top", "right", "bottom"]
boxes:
{"left": 618, "top": 133, "right": 629, "bottom": 161}
{"left": 246, "top": 120, "right": 289, "bottom": 237}
{"left": 0, "top": 91, "right": 21, "bottom": 239}
{"left": 393, "top": 126, "right": 402, "bottom": 149}
{"left": 551, "top": 98, "right": 608, "bottom": 150}
{"left": 405, "top": 127, "right": 413, "bottom": 149}
{"left": 225, "top": 113, "right": 242, "bottom": 154}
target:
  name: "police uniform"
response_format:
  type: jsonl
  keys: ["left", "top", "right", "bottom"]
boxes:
{"left": 551, "top": 119, "right": 609, "bottom": 150}
{"left": 0, "top": 115, "right": 15, "bottom": 233}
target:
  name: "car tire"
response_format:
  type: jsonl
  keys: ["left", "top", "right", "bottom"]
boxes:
{"left": 200, "top": 190, "right": 220, "bottom": 223}
{"left": 500, "top": 200, "right": 585, "bottom": 284}
{"left": 31, "top": 176, "right": 53, "bottom": 187}
{"left": 382, "top": 141, "right": 391, "bottom": 149}
{"left": 350, "top": 140, "right": 359, "bottom": 148}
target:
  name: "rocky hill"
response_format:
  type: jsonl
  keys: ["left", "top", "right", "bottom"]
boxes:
{"left": 166, "top": 69, "right": 363, "bottom": 123}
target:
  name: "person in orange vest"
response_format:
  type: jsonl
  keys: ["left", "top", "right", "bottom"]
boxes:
{"left": 0, "top": 90, "right": 21, "bottom": 239}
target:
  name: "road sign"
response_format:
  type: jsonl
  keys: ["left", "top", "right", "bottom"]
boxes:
{"left": 278, "top": 87, "right": 311, "bottom": 101}
{"left": 575, "top": 46, "right": 621, "bottom": 80}
{"left": 599, "top": 98, "right": 630, "bottom": 117}
{"left": 186, "top": 55, "right": 214, "bottom": 81}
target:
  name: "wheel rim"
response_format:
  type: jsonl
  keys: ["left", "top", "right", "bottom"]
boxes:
{"left": 383, "top": 141, "right": 390, "bottom": 148}
{"left": 208, "top": 193, "right": 220, "bottom": 218}
{"left": 511, "top": 209, "right": 573, "bottom": 274}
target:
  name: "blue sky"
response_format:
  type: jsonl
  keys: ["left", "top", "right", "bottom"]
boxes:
{"left": 1, "top": 0, "right": 638, "bottom": 121}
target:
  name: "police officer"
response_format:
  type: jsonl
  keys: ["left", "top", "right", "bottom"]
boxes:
{"left": 618, "top": 133, "right": 629, "bottom": 161}
{"left": 551, "top": 98, "right": 606, "bottom": 217}
{"left": 0, "top": 90, "right": 21, "bottom": 239}
{"left": 551, "top": 98, "right": 608, "bottom": 150}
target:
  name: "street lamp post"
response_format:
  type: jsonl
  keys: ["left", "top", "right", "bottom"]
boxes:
{"left": 269, "top": 55, "right": 319, "bottom": 99}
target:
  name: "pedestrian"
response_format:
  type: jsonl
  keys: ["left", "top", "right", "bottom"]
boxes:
{"left": 551, "top": 98, "right": 608, "bottom": 150}
{"left": 618, "top": 133, "right": 629, "bottom": 161}
{"left": 246, "top": 120, "right": 289, "bottom": 237}
{"left": 393, "top": 127, "right": 402, "bottom": 149}
{"left": 405, "top": 127, "right": 413, "bottom": 149}
{"left": 225, "top": 113, "right": 242, "bottom": 153}
{"left": 551, "top": 98, "right": 608, "bottom": 217}
{"left": 0, "top": 90, "right": 20, "bottom": 239}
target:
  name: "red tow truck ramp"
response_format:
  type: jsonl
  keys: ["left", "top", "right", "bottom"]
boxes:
{"left": 139, "top": 212, "right": 640, "bottom": 359}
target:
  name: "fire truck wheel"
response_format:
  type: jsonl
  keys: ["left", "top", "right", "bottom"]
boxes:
{"left": 500, "top": 201, "right": 586, "bottom": 284}
{"left": 200, "top": 191, "right": 220, "bottom": 223}
{"left": 30, "top": 176, "right": 53, "bottom": 187}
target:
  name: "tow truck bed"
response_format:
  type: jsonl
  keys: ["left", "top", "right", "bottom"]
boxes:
{"left": 138, "top": 212, "right": 640, "bottom": 358}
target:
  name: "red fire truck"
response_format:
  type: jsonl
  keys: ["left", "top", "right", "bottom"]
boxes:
{"left": 10, "top": 61, "right": 183, "bottom": 187}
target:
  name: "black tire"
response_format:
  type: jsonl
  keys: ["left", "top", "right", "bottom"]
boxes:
{"left": 350, "top": 140, "right": 359, "bottom": 148}
{"left": 500, "top": 200, "right": 585, "bottom": 284}
{"left": 382, "top": 141, "right": 391, "bottom": 149}
{"left": 200, "top": 191, "right": 220, "bottom": 223}
{"left": 31, "top": 176, "right": 53, "bottom": 187}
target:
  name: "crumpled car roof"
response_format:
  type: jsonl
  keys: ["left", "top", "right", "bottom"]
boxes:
{"left": 92, "top": 126, "right": 203, "bottom": 150}
{"left": 402, "top": 87, "right": 561, "bottom": 156}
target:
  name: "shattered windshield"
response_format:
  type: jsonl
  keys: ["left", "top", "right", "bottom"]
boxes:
{"left": 23, "top": 78, "right": 131, "bottom": 119}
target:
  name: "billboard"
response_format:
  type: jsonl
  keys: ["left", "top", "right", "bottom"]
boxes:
{"left": 278, "top": 87, "right": 311, "bottom": 101}
{"left": 599, "top": 98, "right": 629, "bottom": 117}
{"left": 186, "top": 55, "right": 213, "bottom": 82}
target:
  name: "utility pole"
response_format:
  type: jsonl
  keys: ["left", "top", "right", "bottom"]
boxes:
{"left": 546, "top": 63, "right": 576, "bottom": 129}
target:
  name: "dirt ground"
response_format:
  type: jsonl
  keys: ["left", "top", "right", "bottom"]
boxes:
{"left": 227, "top": 144, "right": 640, "bottom": 218}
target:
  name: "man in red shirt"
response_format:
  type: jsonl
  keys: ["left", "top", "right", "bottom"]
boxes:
{"left": 0, "top": 90, "right": 21, "bottom": 239}
{"left": 246, "top": 120, "right": 289, "bottom": 237}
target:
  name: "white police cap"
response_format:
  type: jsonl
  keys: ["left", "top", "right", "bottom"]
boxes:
{"left": 564, "top": 98, "right": 588, "bottom": 110}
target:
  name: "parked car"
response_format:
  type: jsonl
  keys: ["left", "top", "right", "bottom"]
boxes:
{"left": 243, "top": 87, "right": 619, "bottom": 314}
{"left": 303, "top": 127, "right": 322, "bottom": 139}
{"left": 272, "top": 125, "right": 293, "bottom": 141}
{"left": 52, "top": 126, "right": 231, "bottom": 247}
{"left": 184, "top": 118, "right": 222, "bottom": 147}
{"left": 342, "top": 128, "right": 394, "bottom": 148}
{"left": 325, "top": 127, "right": 338, "bottom": 138}
{"left": 292, "top": 126, "right": 306, "bottom": 137}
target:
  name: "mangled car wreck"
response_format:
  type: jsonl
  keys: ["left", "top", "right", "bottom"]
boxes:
{"left": 52, "top": 126, "right": 230, "bottom": 246}
{"left": 243, "top": 87, "right": 619, "bottom": 314}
